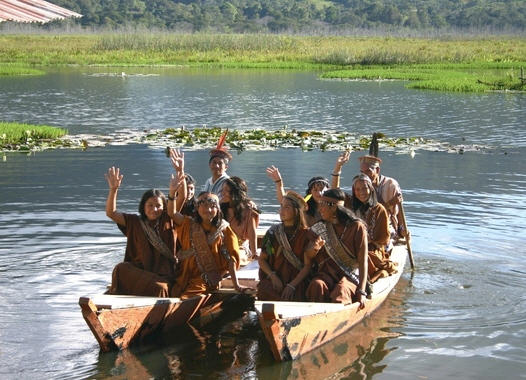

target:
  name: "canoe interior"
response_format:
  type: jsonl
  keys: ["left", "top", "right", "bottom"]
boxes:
{"left": 255, "top": 244, "right": 408, "bottom": 361}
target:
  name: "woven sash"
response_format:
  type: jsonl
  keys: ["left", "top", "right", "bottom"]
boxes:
{"left": 311, "top": 221, "right": 359, "bottom": 283}
{"left": 188, "top": 219, "right": 229, "bottom": 290}
{"left": 272, "top": 224, "right": 303, "bottom": 271}
{"left": 139, "top": 218, "right": 177, "bottom": 264}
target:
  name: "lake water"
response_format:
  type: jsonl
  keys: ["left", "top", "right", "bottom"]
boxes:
{"left": 1, "top": 68, "right": 525, "bottom": 379}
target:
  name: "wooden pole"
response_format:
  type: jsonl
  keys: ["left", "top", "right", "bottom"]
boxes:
{"left": 398, "top": 202, "right": 415, "bottom": 269}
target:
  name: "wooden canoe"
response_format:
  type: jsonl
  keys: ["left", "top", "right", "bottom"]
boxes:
{"left": 79, "top": 293, "right": 211, "bottom": 352}
{"left": 255, "top": 243, "right": 408, "bottom": 361}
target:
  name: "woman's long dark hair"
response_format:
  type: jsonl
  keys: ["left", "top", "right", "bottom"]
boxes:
{"left": 220, "top": 176, "right": 259, "bottom": 224}
{"left": 305, "top": 176, "right": 329, "bottom": 217}
{"left": 194, "top": 191, "right": 223, "bottom": 228}
{"left": 138, "top": 189, "right": 166, "bottom": 220}
{"left": 351, "top": 174, "right": 378, "bottom": 217}
{"left": 323, "top": 188, "right": 359, "bottom": 225}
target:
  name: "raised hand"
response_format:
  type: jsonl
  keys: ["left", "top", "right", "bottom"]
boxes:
{"left": 169, "top": 148, "right": 184, "bottom": 174}
{"left": 105, "top": 167, "right": 123, "bottom": 190}
{"left": 266, "top": 165, "right": 282, "bottom": 183}
{"left": 335, "top": 151, "right": 351, "bottom": 170}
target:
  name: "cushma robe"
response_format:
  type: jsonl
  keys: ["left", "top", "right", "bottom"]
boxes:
{"left": 110, "top": 213, "right": 177, "bottom": 297}
{"left": 172, "top": 216, "right": 240, "bottom": 299}
{"left": 306, "top": 220, "right": 368, "bottom": 304}
{"left": 257, "top": 226, "right": 317, "bottom": 301}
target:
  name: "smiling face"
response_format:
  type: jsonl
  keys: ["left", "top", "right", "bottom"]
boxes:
{"left": 318, "top": 198, "right": 337, "bottom": 222}
{"left": 209, "top": 157, "right": 228, "bottom": 178}
{"left": 353, "top": 179, "right": 371, "bottom": 203}
{"left": 196, "top": 193, "right": 219, "bottom": 223}
{"left": 144, "top": 196, "right": 164, "bottom": 221}
{"left": 310, "top": 181, "right": 329, "bottom": 202}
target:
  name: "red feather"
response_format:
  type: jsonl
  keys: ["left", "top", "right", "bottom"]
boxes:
{"left": 216, "top": 129, "right": 228, "bottom": 150}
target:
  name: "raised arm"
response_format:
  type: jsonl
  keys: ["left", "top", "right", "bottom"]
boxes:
{"left": 266, "top": 165, "right": 285, "bottom": 203}
{"left": 331, "top": 151, "right": 350, "bottom": 188}
{"left": 104, "top": 166, "right": 126, "bottom": 226}
{"left": 167, "top": 149, "right": 186, "bottom": 225}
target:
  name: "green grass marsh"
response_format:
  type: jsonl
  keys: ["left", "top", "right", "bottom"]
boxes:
{"left": 0, "top": 122, "right": 68, "bottom": 151}
{"left": 1, "top": 33, "right": 525, "bottom": 92}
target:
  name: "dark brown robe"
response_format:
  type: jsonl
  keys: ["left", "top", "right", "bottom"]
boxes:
{"left": 257, "top": 226, "right": 317, "bottom": 301}
{"left": 109, "top": 212, "right": 177, "bottom": 297}
{"left": 306, "top": 220, "right": 367, "bottom": 303}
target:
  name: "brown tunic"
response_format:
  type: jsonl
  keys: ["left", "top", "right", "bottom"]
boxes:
{"left": 344, "top": 194, "right": 397, "bottom": 282}
{"left": 109, "top": 212, "right": 177, "bottom": 297}
{"left": 306, "top": 220, "right": 367, "bottom": 303}
{"left": 172, "top": 216, "right": 240, "bottom": 299}
{"left": 257, "top": 226, "right": 317, "bottom": 301}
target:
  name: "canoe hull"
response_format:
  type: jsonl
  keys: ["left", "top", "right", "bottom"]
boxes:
{"left": 79, "top": 294, "right": 209, "bottom": 352}
{"left": 257, "top": 244, "right": 407, "bottom": 361}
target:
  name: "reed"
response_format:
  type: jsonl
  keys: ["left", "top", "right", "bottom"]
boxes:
{"left": 0, "top": 122, "right": 67, "bottom": 149}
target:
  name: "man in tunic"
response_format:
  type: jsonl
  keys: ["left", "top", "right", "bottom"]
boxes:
{"left": 203, "top": 130, "right": 231, "bottom": 201}
{"left": 306, "top": 189, "right": 368, "bottom": 307}
{"left": 331, "top": 150, "right": 405, "bottom": 239}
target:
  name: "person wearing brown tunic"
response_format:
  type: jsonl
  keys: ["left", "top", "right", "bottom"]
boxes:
{"left": 306, "top": 189, "right": 368, "bottom": 307}
{"left": 257, "top": 191, "right": 325, "bottom": 301}
{"left": 104, "top": 162, "right": 186, "bottom": 297}
{"left": 349, "top": 174, "right": 398, "bottom": 283}
{"left": 220, "top": 176, "right": 260, "bottom": 264}
{"left": 167, "top": 150, "right": 247, "bottom": 299}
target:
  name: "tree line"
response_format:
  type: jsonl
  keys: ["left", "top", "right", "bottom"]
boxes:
{"left": 50, "top": 0, "right": 525, "bottom": 33}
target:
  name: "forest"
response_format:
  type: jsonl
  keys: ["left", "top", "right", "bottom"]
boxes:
{"left": 46, "top": 0, "right": 525, "bottom": 33}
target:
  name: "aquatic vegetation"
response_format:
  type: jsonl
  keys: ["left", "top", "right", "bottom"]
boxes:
{"left": 322, "top": 64, "right": 526, "bottom": 93}
{"left": 0, "top": 63, "right": 44, "bottom": 76}
{"left": 0, "top": 123, "right": 490, "bottom": 154}
{"left": 0, "top": 122, "right": 69, "bottom": 151}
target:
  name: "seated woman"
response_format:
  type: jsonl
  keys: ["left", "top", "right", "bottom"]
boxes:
{"left": 220, "top": 176, "right": 260, "bottom": 264}
{"left": 350, "top": 174, "right": 398, "bottom": 283}
{"left": 104, "top": 164, "right": 186, "bottom": 297}
{"left": 306, "top": 189, "right": 368, "bottom": 307}
{"left": 266, "top": 165, "right": 330, "bottom": 227}
{"left": 257, "top": 191, "right": 324, "bottom": 301}
{"left": 167, "top": 150, "right": 247, "bottom": 299}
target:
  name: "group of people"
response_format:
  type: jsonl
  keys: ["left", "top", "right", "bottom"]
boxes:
{"left": 105, "top": 134, "right": 405, "bottom": 308}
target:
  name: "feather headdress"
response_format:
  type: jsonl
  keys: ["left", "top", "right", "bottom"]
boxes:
{"left": 359, "top": 132, "right": 382, "bottom": 166}
{"left": 209, "top": 129, "right": 232, "bottom": 162}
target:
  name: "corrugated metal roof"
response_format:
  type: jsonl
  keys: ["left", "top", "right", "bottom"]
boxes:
{"left": 0, "top": 0, "right": 81, "bottom": 23}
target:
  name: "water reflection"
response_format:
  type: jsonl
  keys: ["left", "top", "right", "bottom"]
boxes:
{"left": 1, "top": 69, "right": 526, "bottom": 379}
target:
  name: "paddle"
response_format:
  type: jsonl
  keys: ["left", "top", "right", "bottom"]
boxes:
{"left": 399, "top": 201, "right": 415, "bottom": 269}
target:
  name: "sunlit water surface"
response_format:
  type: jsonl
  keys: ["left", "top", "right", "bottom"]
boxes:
{"left": 1, "top": 68, "right": 525, "bottom": 379}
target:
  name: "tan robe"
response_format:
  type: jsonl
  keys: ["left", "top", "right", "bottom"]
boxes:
{"left": 110, "top": 213, "right": 177, "bottom": 297}
{"left": 344, "top": 195, "right": 398, "bottom": 282}
{"left": 257, "top": 226, "right": 317, "bottom": 301}
{"left": 306, "top": 220, "right": 367, "bottom": 303}
{"left": 227, "top": 206, "right": 259, "bottom": 264}
{"left": 172, "top": 216, "right": 240, "bottom": 299}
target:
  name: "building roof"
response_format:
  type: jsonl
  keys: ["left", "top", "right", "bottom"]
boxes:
{"left": 0, "top": 0, "right": 81, "bottom": 23}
